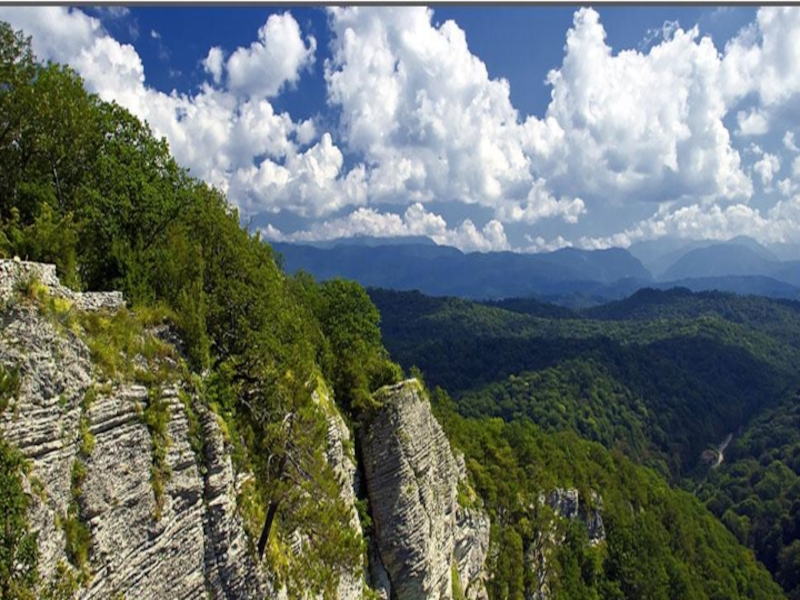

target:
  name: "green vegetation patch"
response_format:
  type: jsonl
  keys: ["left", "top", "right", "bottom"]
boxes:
{"left": 0, "top": 435, "right": 39, "bottom": 599}
{"left": 0, "top": 364, "right": 21, "bottom": 414}
{"left": 141, "top": 388, "right": 172, "bottom": 520}
{"left": 431, "top": 385, "right": 786, "bottom": 600}
{"left": 62, "top": 459, "right": 91, "bottom": 581}
{"left": 76, "top": 307, "right": 177, "bottom": 384}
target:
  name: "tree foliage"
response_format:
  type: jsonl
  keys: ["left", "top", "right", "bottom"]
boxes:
{"left": 0, "top": 21, "right": 401, "bottom": 595}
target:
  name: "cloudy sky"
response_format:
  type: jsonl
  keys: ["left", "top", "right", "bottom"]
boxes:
{"left": 2, "top": 5, "right": 799, "bottom": 253}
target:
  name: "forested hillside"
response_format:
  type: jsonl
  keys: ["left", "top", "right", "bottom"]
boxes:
{"left": 431, "top": 388, "right": 784, "bottom": 600}
{"left": 700, "top": 388, "right": 800, "bottom": 599}
{"left": 371, "top": 286, "right": 800, "bottom": 596}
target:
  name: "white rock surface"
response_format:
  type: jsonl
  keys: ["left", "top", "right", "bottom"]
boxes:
{"left": 360, "top": 379, "right": 490, "bottom": 600}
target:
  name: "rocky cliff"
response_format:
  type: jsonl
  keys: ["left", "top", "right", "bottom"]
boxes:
{"left": 0, "top": 261, "right": 492, "bottom": 599}
{"left": 360, "top": 380, "right": 490, "bottom": 600}
{"left": 0, "top": 260, "right": 275, "bottom": 598}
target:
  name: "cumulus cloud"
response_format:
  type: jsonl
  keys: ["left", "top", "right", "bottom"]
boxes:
{"left": 777, "top": 178, "right": 797, "bottom": 198}
{"left": 523, "top": 235, "right": 573, "bottom": 253}
{"left": 535, "top": 7, "right": 752, "bottom": 204}
{"left": 752, "top": 152, "right": 781, "bottom": 189}
{"left": 226, "top": 12, "right": 316, "bottom": 99}
{"left": 784, "top": 132, "right": 799, "bottom": 153}
{"left": 580, "top": 198, "right": 800, "bottom": 249}
{"left": 0, "top": 6, "right": 358, "bottom": 219}
{"left": 495, "top": 181, "right": 586, "bottom": 225}
{"left": 325, "top": 7, "right": 581, "bottom": 226}
{"left": 202, "top": 46, "right": 224, "bottom": 84}
{"left": 263, "top": 203, "right": 509, "bottom": 253}
{"left": 736, "top": 108, "right": 770, "bottom": 136}
{"left": 324, "top": 5, "right": 775, "bottom": 236}
{"left": 722, "top": 7, "right": 800, "bottom": 107}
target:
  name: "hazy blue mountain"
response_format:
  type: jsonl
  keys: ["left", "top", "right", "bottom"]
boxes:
{"left": 660, "top": 243, "right": 798, "bottom": 286}
{"left": 273, "top": 242, "right": 652, "bottom": 299}
{"left": 769, "top": 260, "right": 800, "bottom": 287}
{"left": 536, "top": 276, "right": 800, "bottom": 308}
{"left": 767, "top": 241, "right": 800, "bottom": 261}
{"left": 628, "top": 237, "right": 707, "bottom": 274}
{"left": 725, "top": 235, "right": 780, "bottom": 261}
{"left": 659, "top": 243, "right": 770, "bottom": 279}
{"left": 630, "top": 236, "right": 779, "bottom": 278}
{"left": 657, "top": 275, "right": 800, "bottom": 299}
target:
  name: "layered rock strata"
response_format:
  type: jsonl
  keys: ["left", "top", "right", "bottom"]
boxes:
{"left": 0, "top": 260, "right": 269, "bottom": 598}
{"left": 360, "top": 379, "right": 490, "bottom": 600}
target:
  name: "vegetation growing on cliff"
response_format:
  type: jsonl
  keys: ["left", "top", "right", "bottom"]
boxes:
{"left": 0, "top": 21, "right": 400, "bottom": 595}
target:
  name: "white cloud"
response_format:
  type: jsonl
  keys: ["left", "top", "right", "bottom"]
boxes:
{"left": 784, "top": 132, "right": 799, "bottom": 153}
{"left": 581, "top": 199, "right": 800, "bottom": 248}
{"left": 0, "top": 6, "right": 359, "bottom": 220}
{"left": 722, "top": 7, "right": 800, "bottom": 107}
{"left": 777, "top": 178, "right": 797, "bottom": 198}
{"left": 325, "top": 6, "right": 580, "bottom": 226}
{"left": 536, "top": 7, "right": 752, "bottom": 204}
{"left": 226, "top": 12, "right": 316, "bottom": 99}
{"left": 229, "top": 133, "right": 368, "bottom": 217}
{"left": 97, "top": 6, "right": 130, "bottom": 20}
{"left": 736, "top": 108, "right": 770, "bottom": 136}
{"left": 495, "top": 180, "right": 586, "bottom": 225}
{"left": 263, "top": 202, "right": 509, "bottom": 253}
{"left": 523, "top": 235, "right": 573, "bottom": 253}
{"left": 202, "top": 46, "right": 224, "bottom": 84}
{"left": 752, "top": 152, "right": 781, "bottom": 189}
{"left": 0, "top": 7, "right": 101, "bottom": 65}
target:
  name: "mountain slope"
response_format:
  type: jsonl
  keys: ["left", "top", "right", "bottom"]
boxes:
{"left": 371, "top": 285, "right": 800, "bottom": 596}
{"left": 700, "top": 388, "right": 800, "bottom": 600}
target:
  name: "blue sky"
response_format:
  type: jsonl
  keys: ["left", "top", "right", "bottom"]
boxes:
{"left": 1, "top": 5, "right": 798, "bottom": 252}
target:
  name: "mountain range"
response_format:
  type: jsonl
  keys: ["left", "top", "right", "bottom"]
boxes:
{"left": 273, "top": 235, "right": 799, "bottom": 304}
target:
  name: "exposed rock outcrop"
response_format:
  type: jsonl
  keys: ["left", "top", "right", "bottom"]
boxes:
{"left": 201, "top": 404, "right": 271, "bottom": 599}
{"left": 525, "top": 488, "right": 606, "bottom": 600}
{"left": 360, "top": 379, "right": 490, "bottom": 600}
{"left": 320, "top": 389, "right": 366, "bottom": 599}
{"left": 0, "top": 260, "right": 269, "bottom": 598}
{"left": 0, "top": 260, "right": 123, "bottom": 311}
{"left": 1, "top": 262, "right": 493, "bottom": 600}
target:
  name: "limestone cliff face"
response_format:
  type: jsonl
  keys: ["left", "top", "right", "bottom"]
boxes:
{"left": 1, "top": 263, "right": 493, "bottom": 600}
{"left": 0, "top": 263, "right": 271, "bottom": 599}
{"left": 359, "top": 379, "right": 490, "bottom": 600}
{"left": 0, "top": 261, "right": 361, "bottom": 599}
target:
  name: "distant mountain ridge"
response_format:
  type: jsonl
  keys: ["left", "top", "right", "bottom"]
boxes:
{"left": 273, "top": 242, "right": 652, "bottom": 299}
{"left": 274, "top": 238, "right": 800, "bottom": 302}
{"left": 661, "top": 243, "right": 800, "bottom": 287}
